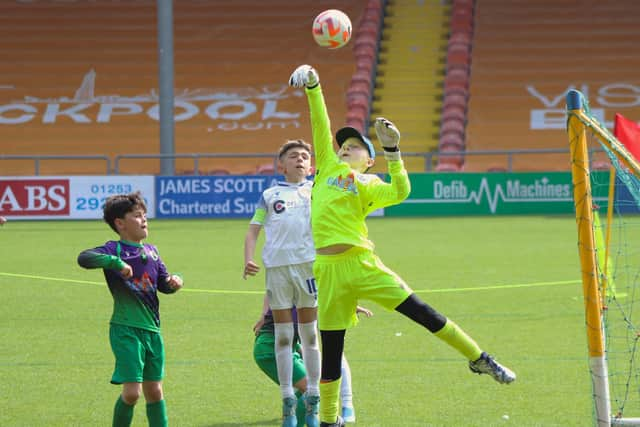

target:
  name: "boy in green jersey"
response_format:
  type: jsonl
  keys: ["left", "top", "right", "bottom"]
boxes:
{"left": 289, "top": 65, "right": 516, "bottom": 427}
{"left": 77, "top": 192, "right": 183, "bottom": 427}
{"left": 252, "top": 293, "right": 373, "bottom": 425}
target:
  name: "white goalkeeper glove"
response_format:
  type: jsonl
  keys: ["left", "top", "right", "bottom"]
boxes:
{"left": 374, "top": 117, "right": 401, "bottom": 161}
{"left": 289, "top": 65, "right": 319, "bottom": 89}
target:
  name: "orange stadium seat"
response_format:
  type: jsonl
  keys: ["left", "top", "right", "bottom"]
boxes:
{"left": 365, "top": 0, "right": 384, "bottom": 11}
{"left": 355, "top": 25, "right": 380, "bottom": 43}
{"left": 347, "top": 84, "right": 371, "bottom": 102}
{"left": 359, "top": 9, "right": 382, "bottom": 27}
{"left": 355, "top": 57, "right": 375, "bottom": 75}
{"left": 440, "top": 134, "right": 465, "bottom": 151}
{"left": 443, "top": 93, "right": 468, "bottom": 109}
{"left": 351, "top": 70, "right": 374, "bottom": 87}
{"left": 448, "top": 32, "right": 472, "bottom": 47}
{"left": 353, "top": 44, "right": 377, "bottom": 62}
{"left": 442, "top": 107, "right": 466, "bottom": 124}
{"left": 438, "top": 144, "right": 465, "bottom": 167}
{"left": 435, "top": 163, "right": 462, "bottom": 172}
{"left": 446, "top": 51, "right": 471, "bottom": 72}
{"left": 255, "top": 163, "right": 277, "bottom": 175}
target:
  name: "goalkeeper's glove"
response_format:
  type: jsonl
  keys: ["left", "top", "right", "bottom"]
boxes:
{"left": 374, "top": 117, "right": 401, "bottom": 161}
{"left": 289, "top": 65, "right": 319, "bottom": 89}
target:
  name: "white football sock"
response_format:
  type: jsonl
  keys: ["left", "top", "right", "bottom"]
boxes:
{"left": 298, "top": 321, "right": 321, "bottom": 396}
{"left": 274, "top": 322, "right": 295, "bottom": 399}
{"left": 340, "top": 355, "right": 353, "bottom": 408}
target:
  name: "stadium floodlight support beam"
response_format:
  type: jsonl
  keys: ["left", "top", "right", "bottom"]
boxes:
{"left": 566, "top": 89, "right": 611, "bottom": 427}
{"left": 158, "top": 0, "right": 175, "bottom": 176}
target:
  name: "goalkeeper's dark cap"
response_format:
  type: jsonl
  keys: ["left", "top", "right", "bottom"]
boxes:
{"left": 335, "top": 126, "right": 376, "bottom": 159}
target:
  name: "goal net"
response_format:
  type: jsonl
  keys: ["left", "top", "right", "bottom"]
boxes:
{"left": 566, "top": 89, "right": 640, "bottom": 427}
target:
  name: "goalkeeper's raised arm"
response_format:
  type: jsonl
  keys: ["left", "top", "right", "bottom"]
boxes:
{"left": 362, "top": 117, "right": 411, "bottom": 212}
{"left": 289, "top": 65, "right": 337, "bottom": 170}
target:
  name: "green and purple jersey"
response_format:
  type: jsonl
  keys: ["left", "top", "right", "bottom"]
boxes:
{"left": 305, "top": 85, "right": 411, "bottom": 250}
{"left": 77, "top": 240, "right": 175, "bottom": 332}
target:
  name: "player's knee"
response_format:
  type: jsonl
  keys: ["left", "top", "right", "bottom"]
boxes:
{"left": 274, "top": 323, "right": 294, "bottom": 348}
{"left": 143, "top": 381, "right": 164, "bottom": 403}
{"left": 121, "top": 387, "right": 141, "bottom": 405}
{"left": 304, "top": 334, "right": 318, "bottom": 348}
{"left": 396, "top": 294, "right": 446, "bottom": 333}
{"left": 276, "top": 335, "right": 292, "bottom": 347}
{"left": 299, "top": 327, "right": 318, "bottom": 348}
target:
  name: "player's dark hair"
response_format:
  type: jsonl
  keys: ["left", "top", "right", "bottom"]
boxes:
{"left": 103, "top": 191, "right": 147, "bottom": 233}
{"left": 278, "top": 139, "right": 311, "bottom": 159}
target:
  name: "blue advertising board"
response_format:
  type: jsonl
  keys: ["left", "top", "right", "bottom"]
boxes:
{"left": 614, "top": 175, "right": 640, "bottom": 214}
{"left": 155, "top": 175, "right": 282, "bottom": 218}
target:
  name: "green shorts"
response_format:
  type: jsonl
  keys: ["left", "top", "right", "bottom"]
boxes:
{"left": 253, "top": 333, "right": 306, "bottom": 385}
{"left": 109, "top": 323, "right": 165, "bottom": 384}
{"left": 314, "top": 246, "right": 412, "bottom": 330}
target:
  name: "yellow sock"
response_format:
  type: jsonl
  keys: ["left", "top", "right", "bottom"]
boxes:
{"left": 434, "top": 320, "right": 483, "bottom": 361}
{"left": 320, "top": 378, "right": 341, "bottom": 424}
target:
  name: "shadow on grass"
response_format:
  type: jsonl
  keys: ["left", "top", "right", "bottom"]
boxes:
{"left": 201, "top": 419, "right": 280, "bottom": 427}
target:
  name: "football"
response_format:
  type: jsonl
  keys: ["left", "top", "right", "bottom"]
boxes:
{"left": 312, "top": 9, "right": 352, "bottom": 49}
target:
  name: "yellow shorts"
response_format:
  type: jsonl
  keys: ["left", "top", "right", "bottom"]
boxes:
{"left": 313, "top": 247, "right": 412, "bottom": 330}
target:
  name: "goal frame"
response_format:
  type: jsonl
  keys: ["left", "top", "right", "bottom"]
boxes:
{"left": 566, "top": 89, "right": 640, "bottom": 427}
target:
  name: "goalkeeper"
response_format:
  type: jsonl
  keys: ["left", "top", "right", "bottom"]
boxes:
{"left": 289, "top": 65, "right": 516, "bottom": 427}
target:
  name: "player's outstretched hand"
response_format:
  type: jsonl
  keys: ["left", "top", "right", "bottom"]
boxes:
{"left": 289, "top": 65, "right": 319, "bottom": 89}
{"left": 243, "top": 260, "right": 260, "bottom": 279}
{"left": 167, "top": 274, "right": 183, "bottom": 291}
{"left": 374, "top": 117, "right": 401, "bottom": 161}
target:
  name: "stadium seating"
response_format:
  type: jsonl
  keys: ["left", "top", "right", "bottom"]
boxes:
{"left": 434, "top": 0, "right": 474, "bottom": 172}
{"left": 370, "top": 0, "right": 450, "bottom": 173}
{"left": 339, "top": 0, "right": 386, "bottom": 135}
{"left": 0, "top": 1, "right": 371, "bottom": 175}
{"left": 464, "top": 0, "right": 640, "bottom": 171}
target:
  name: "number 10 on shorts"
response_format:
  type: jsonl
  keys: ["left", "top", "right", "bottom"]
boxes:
{"left": 306, "top": 278, "right": 317, "bottom": 297}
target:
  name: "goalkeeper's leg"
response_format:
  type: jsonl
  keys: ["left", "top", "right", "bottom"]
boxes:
{"left": 319, "top": 330, "right": 345, "bottom": 427}
{"left": 395, "top": 294, "right": 516, "bottom": 384}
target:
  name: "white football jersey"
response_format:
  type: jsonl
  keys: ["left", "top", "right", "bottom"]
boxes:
{"left": 251, "top": 180, "right": 315, "bottom": 268}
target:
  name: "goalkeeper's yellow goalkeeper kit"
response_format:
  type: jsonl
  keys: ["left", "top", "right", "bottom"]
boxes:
{"left": 305, "top": 85, "right": 414, "bottom": 331}
{"left": 296, "top": 70, "right": 516, "bottom": 427}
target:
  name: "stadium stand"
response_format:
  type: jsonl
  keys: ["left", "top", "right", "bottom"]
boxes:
{"left": 370, "top": 0, "right": 450, "bottom": 173}
{"left": 344, "top": 0, "right": 385, "bottom": 133}
{"left": 436, "top": 0, "right": 473, "bottom": 171}
{"left": 465, "top": 0, "right": 640, "bottom": 172}
{"left": 0, "top": 1, "right": 372, "bottom": 175}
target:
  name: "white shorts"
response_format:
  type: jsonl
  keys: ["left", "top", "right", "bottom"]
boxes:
{"left": 266, "top": 261, "right": 317, "bottom": 310}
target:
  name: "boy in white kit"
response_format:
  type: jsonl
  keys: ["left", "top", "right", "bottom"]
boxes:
{"left": 244, "top": 139, "right": 321, "bottom": 427}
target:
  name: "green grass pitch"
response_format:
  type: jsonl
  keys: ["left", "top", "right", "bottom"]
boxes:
{"left": 0, "top": 216, "right": 592, "bottom": 426}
